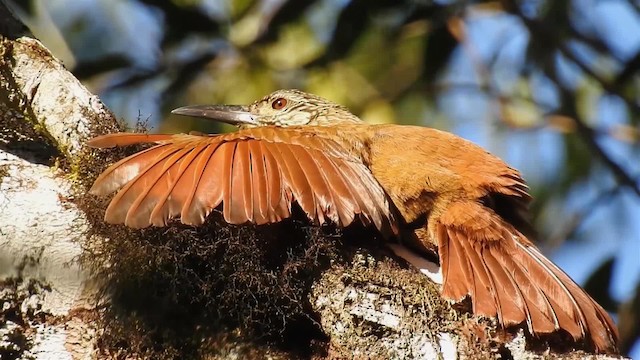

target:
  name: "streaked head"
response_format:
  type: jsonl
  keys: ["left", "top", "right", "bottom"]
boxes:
{"left": 171, "top": 89, "right": 362, "bottom": 128}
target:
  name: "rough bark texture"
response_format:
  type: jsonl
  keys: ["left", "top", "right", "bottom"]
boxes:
{"left": 0, "top": 3, "right": 626, "bottom": 359}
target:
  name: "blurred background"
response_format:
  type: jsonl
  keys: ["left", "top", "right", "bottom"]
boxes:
{"left": 7, "top": 0, "right": 640, "bottom": 356}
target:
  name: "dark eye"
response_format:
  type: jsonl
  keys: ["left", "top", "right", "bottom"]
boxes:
{"left": 272, "top": 98, "right": 287, "bottom": 110}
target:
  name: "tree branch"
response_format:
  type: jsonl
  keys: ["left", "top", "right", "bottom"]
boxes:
{"left": 505, "top": 1, "right": 640, "bottom": 197}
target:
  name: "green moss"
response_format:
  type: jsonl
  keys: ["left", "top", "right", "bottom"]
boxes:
{"left": 0, "top": 38, "right": 60, "bottom": 164}
{"left": 66, "top": 115, "right": 128, "bottom": 187}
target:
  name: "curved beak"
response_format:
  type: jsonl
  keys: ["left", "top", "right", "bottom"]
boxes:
{"left": 171, "top": 105, "right": 258, "bottom": 127}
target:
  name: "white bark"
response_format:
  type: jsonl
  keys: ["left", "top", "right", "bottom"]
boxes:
{"left": 1, "top": 30, "right": 105, "bottom": 358}
{"left": 1, "top": 36, "right": 109, "bottom": 156}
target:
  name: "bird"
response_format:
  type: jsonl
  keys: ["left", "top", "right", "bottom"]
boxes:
{"left": 87, "top": 89, "right": 619, "bottom": 354}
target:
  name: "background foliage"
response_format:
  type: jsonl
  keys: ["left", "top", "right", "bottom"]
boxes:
{"left": 9, "top": 0, "right": 640, "bottom": 356}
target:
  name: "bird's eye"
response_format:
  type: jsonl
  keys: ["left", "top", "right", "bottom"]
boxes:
{"left": 272, "top": 98, "right": 287, "bottom": 110}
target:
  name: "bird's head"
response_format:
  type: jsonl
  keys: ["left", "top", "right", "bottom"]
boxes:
{"left": 171, "top": 89, "right": 363, "bottom": 128}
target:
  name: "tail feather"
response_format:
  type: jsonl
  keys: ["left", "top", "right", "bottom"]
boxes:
{"left": 435, "top": 201, "right": 618, "bottom": 354}
{"left": 439, "top": 225, "right": 473, "bottom": 301}
{"left": 513, "top": 241, "right": 587, "bottom": 339}
{"left": 454, "top": 228, "right": 500, "bottom": 319}
{"left": 523, "top": 244, "right": 618, "bottom": 351}
{"left": 481, "top": 244, "right": 528, "bottom": 326}
{"left": 488, "top": 242, "right": 558, "bottom": 334}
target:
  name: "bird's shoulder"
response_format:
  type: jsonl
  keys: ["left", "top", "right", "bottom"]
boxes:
{"left": 205, "top": 125, "right": 370, "bottom": 159}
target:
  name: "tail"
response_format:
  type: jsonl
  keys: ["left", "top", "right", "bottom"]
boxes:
{"left": 434, "top": 201, "right": 619, "bottom": 354}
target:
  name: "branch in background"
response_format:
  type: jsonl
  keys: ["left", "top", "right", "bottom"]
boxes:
{"left": 628, "top": 1, "right": 640, "bottom": 15}
{"left": 613, "top": 49, "right": 640, "bottom": 91}
{"left": 545, "top": 185, "right": 622, "bottom": 251}
{"left": 505, "top": 1, "right": 640, "bottom": 197}
{"left": 447, "top": 5, "right": 640, "bottom": 145}
{"left": 505, "top": 0, "right": 640, "bottom": 113}
{"left": 556, "top": 43, "right": 640, "bottom": 114}
{"left": 557, "top": 82, "right": 640, "bottom": 197}
{"left": 445, "top": 15, "right": 521, "bottom": 127}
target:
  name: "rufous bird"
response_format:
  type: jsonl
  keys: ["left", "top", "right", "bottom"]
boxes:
{"left": 87, "top": 89, "right": 618, "bottom": 353}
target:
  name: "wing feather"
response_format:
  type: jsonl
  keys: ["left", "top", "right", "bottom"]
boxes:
{"left": 89, "top": 128, "right": 395, "bottom": 233}
{"left": 298, "top": 149, "right": 338, "bottom": 224}
{"left": 90, "top": 145, "right": 168, "bottom": 196}
{"left": 260, "top": 142, "right": 291, "bottom": 221}
{"left": 220, "top": 142, "right": 238, "bottom": 224}
{"left": 271, "top": 143, "right": 316, "bottom": 219}
{"left": 248, "top": 141, "right": 269, "bottom": 224}
{"left": 229, "top": 141, "right": 252, "bottom": 223}
{"left": 333, "top": 161, "right": 377, "bottom": 227}
{"left": 179, "top": 143, "right": 220, "bottom": 225}
{"left": 148, "top": 144, "right": 208, "bottom": 226}
{"left": 308, "top": 151, "right": 358, "bottom": 227}
{"left": 103, "top": 145, "right": 182, "bottom": 224}
{"left": 124, "top": 147, "right": 193, "bottom": 228}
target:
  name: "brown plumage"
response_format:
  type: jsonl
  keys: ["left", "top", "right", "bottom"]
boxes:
{"left": 88, "top": 89, "right": 619, "bottom": 353}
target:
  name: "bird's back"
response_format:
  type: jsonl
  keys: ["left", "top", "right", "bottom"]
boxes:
{"left": 329, "top": 124, "right": 530, "bottom": 226}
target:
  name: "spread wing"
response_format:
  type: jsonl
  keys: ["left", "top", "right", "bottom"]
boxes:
{"left": 88, "top": 128, "right": 397, "bottom": 235}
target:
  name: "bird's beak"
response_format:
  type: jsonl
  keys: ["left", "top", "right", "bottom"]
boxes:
{"left": 171, "top": 105, "right": 258, "bottom": 127}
